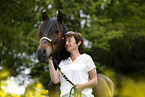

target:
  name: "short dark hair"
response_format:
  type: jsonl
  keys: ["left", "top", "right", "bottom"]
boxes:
{"left": 66, "top": 31, "right": 83, "bottom": 53}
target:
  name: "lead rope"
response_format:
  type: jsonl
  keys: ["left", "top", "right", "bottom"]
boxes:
{"left": 50, "top": 42, "right": 81, "bottom": 97}
{"left": 69, "top": 85, "right": 81, "bottom": 97}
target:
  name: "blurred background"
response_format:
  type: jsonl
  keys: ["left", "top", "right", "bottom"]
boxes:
{"left": 0, "top": 0, "right": 145, "bottom": 97}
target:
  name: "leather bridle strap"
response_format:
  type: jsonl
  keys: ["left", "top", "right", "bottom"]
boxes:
{"left": 39, "top": 36, "right": 75, "bottom": 86}
{"left": 39, "top": 36, "right": 64, "bottom": 44}
{"left": 39, "top": 36, "right": 80, "bottom": 97}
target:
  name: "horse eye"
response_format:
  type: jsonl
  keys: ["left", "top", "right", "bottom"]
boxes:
{"left": 55, "top": 30, "right": 59, "bottom": 34}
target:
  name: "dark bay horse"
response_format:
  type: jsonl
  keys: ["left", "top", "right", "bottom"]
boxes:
{"left": 36, "top": 10, "right": 114, "bottom": 97}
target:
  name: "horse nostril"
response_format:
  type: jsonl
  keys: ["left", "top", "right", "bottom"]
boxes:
{"left": 37, "top": 48, "right": 46, "bottom": 57}
{"left": 40, "top": 48, "right": 46, "bottom": 55}
{"left": 42, "top": 48, "right": 46, "bottom": 54}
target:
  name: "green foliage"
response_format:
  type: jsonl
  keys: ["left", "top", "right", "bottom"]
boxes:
{"left": 0, "top": 0, "right": 38, "bottom": 77}
{"left": 0, "top": 0, "right": 55, "bottom": 90}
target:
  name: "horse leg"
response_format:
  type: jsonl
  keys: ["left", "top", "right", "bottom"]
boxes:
{"left": 48, "top": 80, "right": 60, "bottom": 97}
{"left": 93, "top": 74, "right": 114, "bottom": 97}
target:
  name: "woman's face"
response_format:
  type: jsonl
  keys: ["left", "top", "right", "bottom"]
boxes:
{"left": 65, "top": 36, "right": 79, "bottom": 53}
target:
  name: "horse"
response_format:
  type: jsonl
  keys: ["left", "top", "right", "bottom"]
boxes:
{"left": 36, "top": 10, "right": 114, "bottom": 97}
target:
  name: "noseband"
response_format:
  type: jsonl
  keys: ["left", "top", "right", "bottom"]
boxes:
{"left": 40, "top": 37, "right": 52, "bottom": 43}
{"left": 40, "top": 36, "right": 65, "bottom": 44}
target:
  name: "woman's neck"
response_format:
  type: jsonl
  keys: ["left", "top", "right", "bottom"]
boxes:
{"left": 70, "top": 50, "right": 81, "bottom": 62}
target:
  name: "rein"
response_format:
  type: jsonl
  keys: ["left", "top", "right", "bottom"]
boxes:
{"left": 40, "top": 36, "right": 81, "bottom": 97}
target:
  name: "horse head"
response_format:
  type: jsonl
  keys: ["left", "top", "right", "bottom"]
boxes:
{"left": 36, "top": 10, "right": 69, "bottom": 65}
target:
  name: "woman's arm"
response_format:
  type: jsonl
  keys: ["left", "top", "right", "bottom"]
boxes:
{"left": 76, "top": 68, "right": 97, "bottom": 92}
{"left": 48, "top": 58, "right": 60, "bottom": 84}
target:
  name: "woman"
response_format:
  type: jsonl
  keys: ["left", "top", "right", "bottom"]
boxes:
{"left": 49, "top": 31, "right": 97, "bottom": 97}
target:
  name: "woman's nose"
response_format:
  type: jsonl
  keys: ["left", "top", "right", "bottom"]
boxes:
{"left": 65, "top": 41, "right": 68, "bottom": 45}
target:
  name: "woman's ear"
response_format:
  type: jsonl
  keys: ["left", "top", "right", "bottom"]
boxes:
{"left": 78, "top": 41, "right": 81, "bottom": 46}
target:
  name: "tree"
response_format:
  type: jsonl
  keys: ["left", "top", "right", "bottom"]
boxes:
{"left": 0, "top": 0, "right": 38, "bottom": 77}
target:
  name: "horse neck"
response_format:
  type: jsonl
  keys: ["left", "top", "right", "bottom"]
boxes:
{"left": 55, "top": 42, "right": 70, "bottom": 64}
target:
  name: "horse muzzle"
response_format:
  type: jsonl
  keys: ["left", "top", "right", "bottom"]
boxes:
{"left": 36, "top": 48, "right": 50, "bottom": 63}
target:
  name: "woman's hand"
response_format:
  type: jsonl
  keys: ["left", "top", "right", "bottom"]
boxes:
{"left": 48, "top": 57, "right": 53, "bottom": 62}
{"left": 75, "top": 84, "right": 85, "bottom": 92}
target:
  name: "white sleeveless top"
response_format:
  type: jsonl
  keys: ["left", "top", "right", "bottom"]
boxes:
{"left": 59, "top": 53, "right": 96, "bottom": 97}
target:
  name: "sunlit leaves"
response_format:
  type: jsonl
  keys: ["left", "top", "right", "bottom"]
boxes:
{"left": 24, "top": 82, "right": 48, "bottom": 97}
{"left": 120, "top": 77, "right": 145, "bottom": 97}
{"left": 0, "top": 68, "right": 10, "bottom": 80}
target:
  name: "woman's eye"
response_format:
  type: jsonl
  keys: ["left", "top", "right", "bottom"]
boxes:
{"left": 65, "top": 40, "right": 71, "bottom": 43}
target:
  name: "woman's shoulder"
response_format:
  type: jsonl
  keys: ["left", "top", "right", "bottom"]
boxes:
{"left": 81, "top": 53, "right": 92, "bottom": 59}
{"left": 59, "top": 57, "right": 70, "bottom": 66}
{"left": 61, "top": 58, "right": 69, "bottom": 62}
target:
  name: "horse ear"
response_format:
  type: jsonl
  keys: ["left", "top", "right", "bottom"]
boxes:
{"left": 42, "top": 11, "right": 49, "bottom": 21}
{"left": 57, "top": 10, "right": 63, "bottom": 24}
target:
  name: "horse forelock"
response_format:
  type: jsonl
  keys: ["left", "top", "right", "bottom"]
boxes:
{"left": 37, "top": 18, "right": 68, "bottom": 38}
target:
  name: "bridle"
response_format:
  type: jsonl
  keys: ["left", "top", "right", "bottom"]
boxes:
{"left": 39, "top": 21, "right": 66, "bottom": 66}
{"left": 40, "top": 36, "right": 65, "bottom": 44}
{"left": 39, "top": 28, "right": 81, "bottom": 97}
{"left": 40, "top": 36, "right": 77, "bottom": 93}
{"left": 39, "top": 35, "right": 74, "bottom": 84}
{"left": 39, "top": 35, "right": 64, "bottom": 68}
